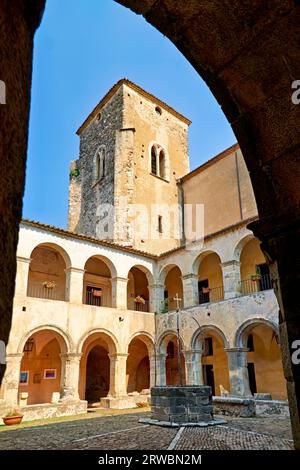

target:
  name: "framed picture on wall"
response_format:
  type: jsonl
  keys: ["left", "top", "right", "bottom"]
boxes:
{"left": 33, "top": 373, "right": 41, "bottom": 384}
{"left": 20, "top": 371, "right": 29, "bottom": 385}
{"left": 44, "top": 369, "right": 56, "bottom": 379}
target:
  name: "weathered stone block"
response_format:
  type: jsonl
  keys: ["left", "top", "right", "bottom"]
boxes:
{"left": 151, "top": 386, "right": 214, "bottom": 424}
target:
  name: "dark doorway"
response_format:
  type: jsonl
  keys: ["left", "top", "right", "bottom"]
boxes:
{"left": 256, "top": 263, "right": 272, "bottom": 291}
{"left": 203, "top": 364, "right": 215, "bottom": 395}
{"left": 85, "top": 345, "right": 110, "bottom": 402}
{"left": 247, "top": 362, "right": 257, "bottom": 395}
{"left": 198, "top": 279, "right": 210, "bottom": 304}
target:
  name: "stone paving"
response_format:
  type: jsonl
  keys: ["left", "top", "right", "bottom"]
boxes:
{"left": 0, "top": 410, "right": 294, "bottom": 450}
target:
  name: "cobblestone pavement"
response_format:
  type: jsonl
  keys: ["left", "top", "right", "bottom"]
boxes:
{"left": 0, "top": 411, "right": 294, "bottom": 450}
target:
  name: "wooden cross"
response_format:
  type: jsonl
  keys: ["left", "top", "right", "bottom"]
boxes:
{"left": 173, "top": 293, "right": 182, "bottom": 312}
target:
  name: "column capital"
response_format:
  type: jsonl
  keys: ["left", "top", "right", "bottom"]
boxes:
{"left": 6, "top": 353, "right": 23, "bottom": 360}
{"left": 109, "top": 352, "right": 128, "bottom": 359}
{"left": 64, "top": 267, "right": 85, "bottom": 274}
{"left": 16, "top": 256, "right": 32, "bottom": 264}
{"left": 184, "top": 349, "right": 202, "bottom": 355}
{"left": 224, "top": 348, "right": 249, "bottom": 353}
{"left": 221, "top": 260, "right": 240, "bottom": 268}
{"left": 111, "top": 276, "right": 128, "bottom": 283}
{"left": 181, "top": 273, "right": 198, "bottom": 280}
{"left": 155, "top": 352, "right": 167, "bottom": 359}
{"left": 60, "top": 353, "right": 83, "bottom": 361}
{"left": 149, "top": 283, "right": 164, "bottom": 289}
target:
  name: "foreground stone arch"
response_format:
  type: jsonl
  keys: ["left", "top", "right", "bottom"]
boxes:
{"left": 1, "top": 0, "right": 300, "bottom": 447}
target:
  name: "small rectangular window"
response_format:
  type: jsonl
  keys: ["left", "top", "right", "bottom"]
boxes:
{"left": 203, "top": 337, "right": 213, "bottom": 356}
{"left": 158, "top": 215, "right": 163, "bottom": 233}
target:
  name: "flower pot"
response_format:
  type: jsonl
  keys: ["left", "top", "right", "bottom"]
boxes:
{"left": 3, "top": 415, "right": 23, "bottom": 426}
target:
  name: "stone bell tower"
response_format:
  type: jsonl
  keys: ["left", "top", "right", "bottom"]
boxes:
{"left": 68, "top": 79, "right": 190, "bottom": 255}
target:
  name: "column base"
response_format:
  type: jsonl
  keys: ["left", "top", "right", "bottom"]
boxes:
{"left": 88, "top": 394, "right": 151, "bottom": 410}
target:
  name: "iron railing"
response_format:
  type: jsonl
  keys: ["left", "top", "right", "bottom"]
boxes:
{"left": 239, "top": 273, "right": 272, "bottom": 295}
{"left": 84, "top": 290, "right": 109, "bottom": 307}
{"left": 134, "top": 300, "right": 150, "bottom": 312}
{"left": 198, "top": 286, "right": 224, "bottom": 305}
{"left": 27, "top": 284, "right": 65, "bottom": 301}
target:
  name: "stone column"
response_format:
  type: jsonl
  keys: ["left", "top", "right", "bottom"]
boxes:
{"left": 148, "top": 284, "right": 165, "bottom": 314}
{"left": 149, "top": 354, "right": 156, "bottom": 388}
{"left": 65, "top": 268, "right": 85, "bottom": 304}
{"left": 184, "top": 349, "right": 203, "bottom": 385}
{"left": 2, "top": 353, "right": 23, "bottom": 405}
{"left": 225, "top": 348, "right": 252, "bottom": 397}
{"left": 248, "top": 218, "right": 300, "bottom": 449}
{"left": 15, "top": 257, "right": 31, "bottom": 300}
{"left": 60, "top": 353, "right": 82, "bottom": 401}
{"left": 111, "top": 277, "right": 128, "bottom": 309}
{"left": 155, "top": 353, "right": 166, "bottom": 386}
{"left": 221, "top": 260, "right": 241, "bottom": 299}
{"left": 181, "top": 274, "right": 199, "bottom": 308}
{"left": 109, "top": 353, "right": 128, "bottom": 397}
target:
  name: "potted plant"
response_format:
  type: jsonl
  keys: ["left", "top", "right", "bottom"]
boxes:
{"left": 160, "top": 298, "right": 169, "bottom": 314}
{"left": 42, "top": 280, "right": 56, "bottom": 289}
{"left": 2, "top": 409, "right": 23, "bottom": 426}
{"left": 134, "top": 295, "right": 146, "bottom": 304}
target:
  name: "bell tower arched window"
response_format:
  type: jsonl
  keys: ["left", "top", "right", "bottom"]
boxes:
{"left": 159, "top": 149, "right": 166, "bottom": 179}
{"left": 96, "top": 147, "right": 105, "bottom": 181}
{"left": 150, "top": 144, "right": 169, "bottom": 181}
{"left": 151, "top": 146, "right": 157, "bottom": 175}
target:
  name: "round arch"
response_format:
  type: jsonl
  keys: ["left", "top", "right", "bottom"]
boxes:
{"left": 29, "top": 242, "right": 72, "bottom": 269}
{"left": 17, "top": 325, "right": 73, "bottom": 355}
{"left": 83, "top": 254, "right": 117, "bottom": 278}
{"left": 233, "top": 234, "right": 255, "bottom": 262}
{"left": 158, "top": 263, "right": 183, "bottom": 284}
{"left": 191, "top": 325, "right": 230, "bottom": 350}
{"left": 192, "top": 250, "right": 222, "bottom": 275}
{"left": 234, "top": 318, "right": 279, "bottom": 349}
{"left": 77, "top": 328, "right": 119, "bottom": 355}
{"left": 156, "top": 329, "right": 186, "bottom": 355}
{"left": 126, "top": 331, "right": 155, "bottom": 356}
{"left": 127, "top": 264, "right": 154, "bottom": 286}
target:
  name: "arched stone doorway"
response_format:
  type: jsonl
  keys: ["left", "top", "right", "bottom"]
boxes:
{"left": 27, "top": 243, "right": 70, "bottom": 301}
{"left": 2, "top": 0, "right": 300, "bottom": 449}
{"left": 163, "top": 334, "right": 186, "bottom": 386}
{"left": 160, "top": 265, "right": 183, "bottom": 312}
{"left": 240, "top": 238, "right": 272, "bottom": 295}
{"left": 196, "top": 252, "right": 224, "bottom": 304}
{"left": 127, "top": 265, "right": 152, "bottom": 312}
{"left": 194, "top": 328, "right": 229, "bottom": 396}
{"left": 18, "top": 329, "right": 68, "bottom": 405}
{"left": 237, "top": 321, "right": 286, "bottom": 400}
{"left": 79, "top": 331, "right": 117, "bottom": 403}
{"left": 126, "top": 337, "right": 151, "bottom": 393}
{"left": 83, "top": 255, "right": 115, "bottom": 308}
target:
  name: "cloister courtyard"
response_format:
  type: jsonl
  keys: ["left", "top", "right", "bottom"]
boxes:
{"left": 0, "top": 408, "right": 293, "bottom": 451}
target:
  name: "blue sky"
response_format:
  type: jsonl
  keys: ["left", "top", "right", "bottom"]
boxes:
{"left": 23, "top": 0, "right": 236, "bottom": 228}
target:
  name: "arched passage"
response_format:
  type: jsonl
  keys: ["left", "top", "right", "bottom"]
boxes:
{"left": 83, "top": 255, "right": 116, "bottom": 308}
{"left": 27, "top": 243, "right": 70, "bottom": 301}
{"left": 240, "top": 238, "right": 272, "bottom": 295}
{"left": 2, "top": 0, "right": 299, "bottom": 447}
{"left": 79, "top": 331, "right": 117, "bottom": 403}
{"left": 195, "top": 251, "right": 224, "bottom": 304}
{"left": 194, "top": 327, "right": 229, "bottom": 396}
{"left": 236, "top": 320, "right": 286, "bottom": 400}
{"left": 160, "top": 264, "right": 183, "bottom": 312}
{"left": 18, "top": 328, "right": 68, "bottom": 405}
{"left": 126, "top": 336, "right": 152, "bottom": 393}
{"left": 127, "top": 265, "right": 153, "bottom": 312}
{"left": 159, "top": 332, "right": 186, "bottom": 386}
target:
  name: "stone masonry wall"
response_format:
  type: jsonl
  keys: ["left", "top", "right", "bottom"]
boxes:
{"left": 68, "top": 87, "right": 124, "bottom": 239}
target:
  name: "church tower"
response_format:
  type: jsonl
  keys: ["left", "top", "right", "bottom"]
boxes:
{"left": 68, "top": 79, "right": 190, "bottom": 255}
